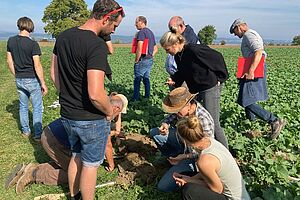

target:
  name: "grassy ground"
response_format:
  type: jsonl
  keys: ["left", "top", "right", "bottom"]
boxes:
{"left": 1, "top": 40, "right": 300, "bottom": 199}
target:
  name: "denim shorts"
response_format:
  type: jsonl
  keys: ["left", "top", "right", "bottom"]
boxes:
{"left": 61, "top": 117, "right": 111, "bottom": 167}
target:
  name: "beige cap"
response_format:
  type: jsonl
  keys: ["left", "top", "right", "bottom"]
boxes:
{"left": 115, "top": 94, "right": 128, "bottom": 114}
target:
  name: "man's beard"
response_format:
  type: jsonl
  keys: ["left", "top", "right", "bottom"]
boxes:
{"left": 98, "top": 31, "right": 110, "bottom": 37}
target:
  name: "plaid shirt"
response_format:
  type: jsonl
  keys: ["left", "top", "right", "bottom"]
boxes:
{"left": 162, "top": 100, "right": 214, "bottom": 137}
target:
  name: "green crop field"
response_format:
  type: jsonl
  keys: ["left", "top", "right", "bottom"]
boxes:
{"left": 0, "top": 41, "right": 299, "bottom": 200}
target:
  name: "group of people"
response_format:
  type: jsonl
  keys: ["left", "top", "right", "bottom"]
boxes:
{"left": 5, "top": 0, "right": 287, "bottom": 199}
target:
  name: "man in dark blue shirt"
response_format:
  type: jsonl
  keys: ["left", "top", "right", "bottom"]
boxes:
{"left": 168, "top": 16, "right": 200, "bottom": 44}
{"left": 133, "top": 16, "right": 158, "bottom": 100}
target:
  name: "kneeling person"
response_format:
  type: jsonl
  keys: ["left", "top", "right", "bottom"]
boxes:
{"left": 6, "top": 93, "right": 128, "bottom": 194}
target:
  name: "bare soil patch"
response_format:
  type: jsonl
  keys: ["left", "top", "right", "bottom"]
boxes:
{"left": 114, "top": 133, "right": 169, "bottom": 187}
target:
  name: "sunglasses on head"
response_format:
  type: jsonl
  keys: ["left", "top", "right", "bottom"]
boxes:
{"left": 104, "top": 7, "right": 124, "bottom": 18}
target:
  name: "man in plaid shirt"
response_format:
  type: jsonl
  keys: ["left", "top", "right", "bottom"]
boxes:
{"left": 161, "top": 100, "right": 214, "bottom": 138}
{"left": 150, "top": 87, "right": 214, "bottom": 192}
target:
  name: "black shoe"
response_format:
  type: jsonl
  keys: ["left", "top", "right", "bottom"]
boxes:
{"left": 270, "top": 118, "right": 287, "bottom": 139}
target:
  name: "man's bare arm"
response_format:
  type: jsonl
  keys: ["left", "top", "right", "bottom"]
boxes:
{"left": 50, "top": 54, "right": 60, "bottom": 91}
{"left": 7, "top": 52, "right": 15, "bottom": 76}
{"left": 33, "top": 55, "right": 48, "bottom": 95}
{"left": 135, "top": 41, "right": 143, "bottom": 63}
{"left": 87, "top": 69, "right": 113, "bottom": 118}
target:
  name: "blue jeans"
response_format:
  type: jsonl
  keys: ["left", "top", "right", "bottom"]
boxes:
{"left": 133, "top": 57, "right": 153, "bottom": 100}
{"left": 245, "top": 103, "right": 277, "bottom": 123}
{"left": 16, "top": 78, "right": 43, "bottom": 138}
{"left": 196, "top": 84, "right": 228, "bottom": 148}
{"left": 61, "top": 118, "right": 110, "bottom": 167}
{"left": 150, "top": 127, "right": 185, "bottom": 157}
{"left": 150, "top": 127, "right": 197, "bottom": 192}
{"left": 158, "top": 159, "right": 196, "bottom": 192}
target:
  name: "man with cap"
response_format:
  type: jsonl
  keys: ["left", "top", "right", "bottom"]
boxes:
{"left": 149, "top": 87, "right": 214, "bottom": 192}
{"left": 230, "top": 18, "right": 287, "bottom": 139}
{"left": 105, "top": 92, "right": 128, "bottom": 172}
{"left": 5, "top": 93, "right": 128, "bottom": 197}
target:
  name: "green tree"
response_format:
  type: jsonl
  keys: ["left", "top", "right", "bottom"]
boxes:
{"left": 42, "top": 0, "right": 90, "bottom": 38}
{"left": 291, "top": 35, "right": 300, "bottom": 46}
{"left": 198, "top": 25, "right": 217, "bottom": 45}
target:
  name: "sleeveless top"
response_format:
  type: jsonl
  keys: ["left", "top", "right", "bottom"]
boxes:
{"left": 201, "top": 139, "right": 251, "bottom": 200}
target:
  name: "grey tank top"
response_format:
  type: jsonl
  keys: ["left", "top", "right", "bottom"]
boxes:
{"left": 201, "top": 139, "right": 251, "bottom": 200}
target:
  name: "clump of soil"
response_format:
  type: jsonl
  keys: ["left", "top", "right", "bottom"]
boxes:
{"left": 34, "top": 133, "right": 170, "bottom": 199}
{"left": 244, "top": 130, "right": 262, "bottom": 139}
{"left": 114, "top": 133, "right": 169, "bottom": 187}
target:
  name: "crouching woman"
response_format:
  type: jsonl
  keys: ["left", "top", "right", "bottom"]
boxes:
{"left": 174, "top": 116, "right": 250, "bottom": 200}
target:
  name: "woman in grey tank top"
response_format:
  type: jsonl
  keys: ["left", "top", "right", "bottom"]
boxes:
{"left": 173, "top": 116, "right": 250, "bottom": 200}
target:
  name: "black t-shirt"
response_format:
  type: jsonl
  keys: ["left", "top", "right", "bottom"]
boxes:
{"left": 173, "top": 43, "right": 229, "bottom": 93}
{"left": 53, "top": 27, "right": 110, "bottom": 120}
{"left": 7, "top": 35, "right": 41, "bottom": 78}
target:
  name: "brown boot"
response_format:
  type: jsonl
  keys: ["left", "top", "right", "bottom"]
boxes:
{"left": 270, "top": 118, "right": 287, "bottom": 139}
{"left": 5, "top": 164, "right": 26, "bottom": 189}
{"left": 16, "top": 163, "right": 37, "bottom": 194}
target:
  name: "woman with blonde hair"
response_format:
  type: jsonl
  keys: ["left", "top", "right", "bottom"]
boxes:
{"left": 174, "top": 116, "right": 250, "bottom": 200}
{"left": 160, "top": 31, "right": 229, "bottom": 149}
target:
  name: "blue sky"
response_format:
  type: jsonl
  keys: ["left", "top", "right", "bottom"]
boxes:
{"left": 0, "top": 0, "right": 299, "bottom": 40}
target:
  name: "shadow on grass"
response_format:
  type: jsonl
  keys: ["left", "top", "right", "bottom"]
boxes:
{"left": 6, "top": 99, "right": 22, "bottom": 131}
{"left": 6, "top": 100, "right": 48, "bottom": 161}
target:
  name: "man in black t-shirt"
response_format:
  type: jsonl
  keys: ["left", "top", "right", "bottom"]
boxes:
{"left": 7, "top": 17, "right": 48, "bottom": 141}
{"left": 50, "top": 0, "right": 125, "bottom": 199}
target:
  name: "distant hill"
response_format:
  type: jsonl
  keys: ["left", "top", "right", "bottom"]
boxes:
{"left": 0, "top": 31, "right": 54, "bottom": 41}
{"left": 0, "top": 31, "right": 291, "bottom": 45}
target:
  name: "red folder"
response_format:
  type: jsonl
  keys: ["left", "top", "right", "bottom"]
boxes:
{"left": 131, "top": 38, "right": 148, "bottom": 54}
{"left": 236, "top": 56, "right": 265, "bottom": 79}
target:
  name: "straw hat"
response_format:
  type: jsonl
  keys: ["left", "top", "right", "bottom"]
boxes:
{"left": 162, "top": 87, "right": 198, "bottom": 113}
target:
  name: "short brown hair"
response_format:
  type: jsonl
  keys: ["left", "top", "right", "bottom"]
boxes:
{"left": 17, "top": 17, "right": 34, "bottom": 33}
{"left": 136, "top": 16, "right": 147, "bottom": 25}
{"left": 90, "top": 0, "right": 125, "bottom": 21}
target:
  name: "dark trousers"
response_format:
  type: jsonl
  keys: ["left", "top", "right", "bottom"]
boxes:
{"left": 245, "top": 103, "right": 276, "bottom": 123}
{"left": 182, "top": 183, "right": 227, "bottom": 200}
{"left": 197, "top": 84, "right": 228, "bottom": 148}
